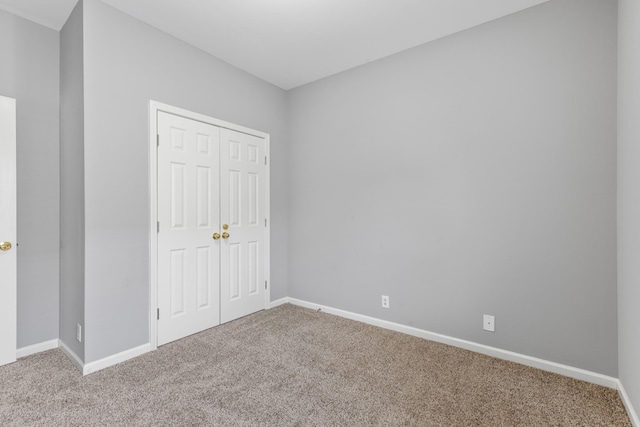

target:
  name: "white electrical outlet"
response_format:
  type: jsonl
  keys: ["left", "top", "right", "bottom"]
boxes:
{"left": 76, "top": 323, "right": 82, "bottom": 342}
{"left": 483, "top": 315, "right": 495, "bottom": 332}
{"left": 381, "top": 295, "right": 390, "bottom": 309}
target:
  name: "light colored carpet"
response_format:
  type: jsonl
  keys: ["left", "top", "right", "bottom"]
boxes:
{"left": 0, "top": 304, "right": 631, "bottom": 426}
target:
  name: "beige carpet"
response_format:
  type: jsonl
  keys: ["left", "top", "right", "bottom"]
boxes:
{"left": 0, "top": 304, "right": 631, "bottom": 426}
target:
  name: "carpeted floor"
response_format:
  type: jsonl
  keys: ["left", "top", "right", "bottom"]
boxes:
{"left": 0, "top": 304, "right": 632, "bottom": 426}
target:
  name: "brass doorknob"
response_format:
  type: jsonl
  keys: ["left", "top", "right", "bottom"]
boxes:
{"left": 212, "top": 233, "right": 221, "bottom": 240}
{"left": 0, "top": 241, "right": 12, "bottom": 251}
{"left": 222, "top": 224, "right": 229, "bottom": 230}
{"left": 222, "top": 232, "right": 230, "bottom": 239}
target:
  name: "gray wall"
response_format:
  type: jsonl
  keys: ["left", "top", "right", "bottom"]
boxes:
{"left": 288, "top": 0, "right": 618, "bottom": 376}
{"left": 81, "top": 0, "right": 288, "bottom": 362}
{"left": 0, "top": 10, "right": 60, "bottom": 349}
{"left": 59, "top": 1, "right": 85, "bottom": 359}
{"left": 618, "top": 0, "right": 640, "bottom": 417}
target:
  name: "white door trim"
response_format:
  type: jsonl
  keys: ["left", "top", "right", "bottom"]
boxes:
{"left": 148, "top": 101, "right": 271, "bottom": 350}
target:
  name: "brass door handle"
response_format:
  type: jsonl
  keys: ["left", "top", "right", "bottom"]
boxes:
{"left": 0, "top": 241, "right": 12, "bottom": 251}
{"left": 222, "top": 232, "right": 230, "bottom": 239}
{"left": 212, "top": 233, "right": 221, "bottom": 240}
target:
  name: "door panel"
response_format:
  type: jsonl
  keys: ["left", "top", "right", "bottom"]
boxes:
{"left": 0, "top": 96, "right": 17, "bottom": 366}
{"left": 220, "top": 128, "right": 266, "bottom": 323}
{"left": 156, "top": 110, "right": 267, "bottom": 344}
{"left": 157, "top": 112, "right": 221, "bottom": 346}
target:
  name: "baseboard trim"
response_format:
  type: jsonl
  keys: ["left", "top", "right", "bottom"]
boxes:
{"left": 59, "top": 340, "right": 84, "bottom": 373}
{"left": 268, "top": 297, "right": 289, "bottom": 309}
{"left": 618, "top": 380, "right": 640, "bottom": 427}
{"left": 285, "top": 297, "right": 619, "bottom": 389}
{"left": 17, "top": 339, "right": 59, "bottom": 358}
{"left": 59, "top": 341, "right": 150, "bottom": 376}
{"left": 83, "top": 344, "right": 151, "bottom": 375}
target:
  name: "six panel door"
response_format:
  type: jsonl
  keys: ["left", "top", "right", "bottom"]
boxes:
{"left": 220, "top": 128, "right": 267, "bottom": 324}
{"left": 157, "top": 112, "right": 221, "bottom": 346}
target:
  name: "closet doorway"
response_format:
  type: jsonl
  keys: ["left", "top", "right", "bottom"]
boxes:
{"left": 150, "top": 102, "right": 270, "bottom": 347}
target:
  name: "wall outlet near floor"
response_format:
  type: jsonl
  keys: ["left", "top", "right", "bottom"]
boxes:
{"left": 381, "top": 295, "right": 390, "bottom": 309}
{"left": 483, "top": 315, "right": 495, "bottom": 332}
{"left": 76, "top": 323, "right": 82, "bottom": 342}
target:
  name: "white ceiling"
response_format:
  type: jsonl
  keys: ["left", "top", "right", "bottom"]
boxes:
{"left": 0, "top": 0, "right": 77, "bottom": 30}
{"left": 0, "top": 0, "right": 551, "bottom": 89}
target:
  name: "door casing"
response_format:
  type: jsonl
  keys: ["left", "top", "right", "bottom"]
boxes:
{"left": 148, "top": 101, "right": 271, "bottom": 350}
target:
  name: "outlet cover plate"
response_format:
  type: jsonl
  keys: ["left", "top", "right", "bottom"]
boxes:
{"left": 381, "top": 295, "right": 390, "bottom": 309}
{"left": 483, "top": 314, "right": 495, "bottom": 332}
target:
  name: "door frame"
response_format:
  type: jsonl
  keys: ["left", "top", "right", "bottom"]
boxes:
{"left": 148, "top": 100, "right": 271, "bottom": 351}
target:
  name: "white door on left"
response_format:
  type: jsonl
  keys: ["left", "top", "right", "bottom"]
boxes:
{"left": 0, "top": 95, "right": 17, "bottom": 366}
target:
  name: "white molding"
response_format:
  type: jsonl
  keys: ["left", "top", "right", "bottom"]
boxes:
{"left": 59, "top": 339, "right": 84, "bottom": 373}
{"left": 57, "top": 340, "right": 151, "bottom": 376}
{"left": 83, "top": 344, "right": 151, "bottom": 375}
{"left": 618, "top": 380, "right": 640, "bottom": 427}
{"left": 150, "top": 101, "right": 270, "bottom": 140}
{"left": 285, "top": 297, "right": 619, "bottom": 389}
{"left": 148, "top": 100, "right": 271, "bottom": 351}
{"left": 17, "top": 339, "right": 59, "bottom": 358}
{"left": 148, "top": 101, "right": 159, "bottom": 351}
{"left": 264, "top": 134, "right": 271, "bottom": 310}
{"left": 268, "top": 297, "right": 289, "bottom": 309}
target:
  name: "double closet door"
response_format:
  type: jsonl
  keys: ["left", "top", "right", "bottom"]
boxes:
{"left": 157, "top": 111, "right": 266, "bottom": 346}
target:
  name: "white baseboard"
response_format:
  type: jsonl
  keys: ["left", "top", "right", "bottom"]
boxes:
{"left": 59, "top": 340, "right": 84, "bottom": 373}
{"left": 83, "top": 344, "right": 150, "bottom": 375}
{"left": 268, "top": 297, "right": 289, "bottom": 309}
{"left": 284, "top": 297, "right": 619, "bottom": 389}
{"left": 57, "top": 341, "right": 151, "bottom": 376}
{"left": 17, "top": 339, "right": 59, "bottom": 358}
{"left": 18, "top": 339, "right": 149, "bottom": 377}
{"left": 618, "top": 380, "right": 640, "bottom": 427}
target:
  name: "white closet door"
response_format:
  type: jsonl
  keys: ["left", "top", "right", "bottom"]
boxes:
{"left": 157, "top": 112, "right": 221, "bottom": 346}
{"left": 0, "top": 96, "right": 17, "bottom": 366}
{"left": 219, "top": 128, "right": 267, "bottom": 323}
